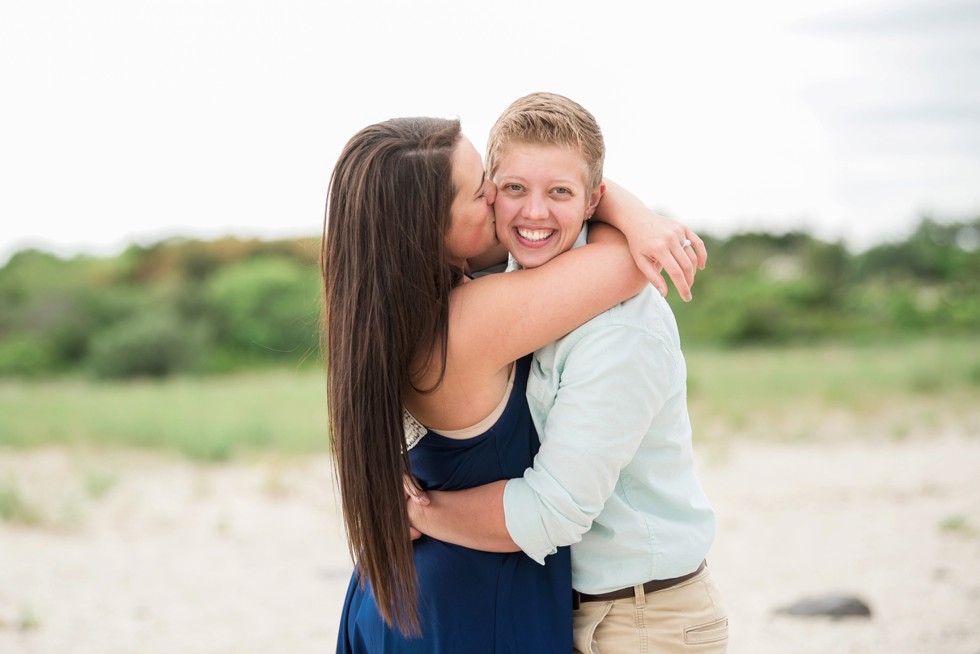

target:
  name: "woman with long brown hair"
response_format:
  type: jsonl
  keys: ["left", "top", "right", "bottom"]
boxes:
{"left": 323, "top": 116, "right": 703, "bottom": 653}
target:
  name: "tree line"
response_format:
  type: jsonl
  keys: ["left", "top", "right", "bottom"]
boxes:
{"left": 1, "top": 217, "right": 977, "bottom": 378}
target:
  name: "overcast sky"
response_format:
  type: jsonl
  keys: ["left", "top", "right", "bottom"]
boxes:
{"left": 2, "top": 0, "right": 978, "bottom": 263}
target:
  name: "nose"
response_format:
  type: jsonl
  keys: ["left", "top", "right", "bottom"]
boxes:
{"left": 522, "top": 193, "right": 548, "bottom": 221}
{"left": 483, "top": 180, "right": 497, "bottom": 205}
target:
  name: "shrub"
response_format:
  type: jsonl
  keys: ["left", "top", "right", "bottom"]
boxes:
{"left": 0, "top": 337, "right": 56, "bottom": 377}
{"left": 207, "top": 257, "right": 320, "bottom": 362}
{"left": 87, "top": 311, "right": 209, "bottom": 378}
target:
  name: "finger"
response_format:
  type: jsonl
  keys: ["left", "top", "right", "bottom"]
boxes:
{"left": 636, "top": 256, "right": 668, "bottom": 297}
{"left": 659, "top": 253, "right": 693, "bottom": 302}
{"left": 684, "top": 241, "right": 699, "bottom": 269}
{"left": 668, "top": 241, "right": 697, "bottom": 289}
{"left": 403, "top": 475, "right": 429, "bottom": 504}
{"left": 677, "top": 244, "right": 697, "bottom": 287}
{"left": 402, "top": 474, "right": 416, "bottom": 498}
{"left": 685, "top": 231, "right": 708, "bottom": 270}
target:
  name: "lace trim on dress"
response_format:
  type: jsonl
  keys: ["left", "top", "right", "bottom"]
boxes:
{"left": 403, "top": 409, "right": 428, "bottom": 451}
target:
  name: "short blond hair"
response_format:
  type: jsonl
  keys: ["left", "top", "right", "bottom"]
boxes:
{"left": 486, "top": 92, "right": 605, "bottom": 191}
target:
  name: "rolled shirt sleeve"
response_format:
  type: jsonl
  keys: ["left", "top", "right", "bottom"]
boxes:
{"left": 503, "top": 322, "right": 678, "bottom": 564}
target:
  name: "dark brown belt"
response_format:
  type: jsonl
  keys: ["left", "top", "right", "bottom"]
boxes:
{"left": 572, "top": 561, "right": 706, "bottom": 609}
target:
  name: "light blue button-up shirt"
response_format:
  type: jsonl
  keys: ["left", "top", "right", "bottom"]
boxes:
{"left": 503, "top": 224, "right": 715, "bottom": 594}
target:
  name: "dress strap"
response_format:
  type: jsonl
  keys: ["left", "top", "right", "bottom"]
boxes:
{"left": 403, "top": 362, "right": 517, "bottom": 448}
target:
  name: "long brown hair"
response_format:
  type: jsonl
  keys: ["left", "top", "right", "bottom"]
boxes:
{"left": 321, "top": 117, "right": 462, "bottom": 634}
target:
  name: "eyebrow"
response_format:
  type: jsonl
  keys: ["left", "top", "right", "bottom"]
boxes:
{"left": 498, "top": 174, "right": 581, "bottom": 187}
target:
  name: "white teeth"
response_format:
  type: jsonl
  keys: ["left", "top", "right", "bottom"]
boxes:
{"left": 516, "top": 227, "right": 554, "bottom": 242}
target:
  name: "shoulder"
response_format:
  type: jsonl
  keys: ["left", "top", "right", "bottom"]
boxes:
{"left": 546, "top": 289, "right": 680, "bottom": 371}
{"left": 577, "top": 286, "right": 678, "bottom": 341}
{"left": 552, "top": 287, "right": 680, "bottom": 356}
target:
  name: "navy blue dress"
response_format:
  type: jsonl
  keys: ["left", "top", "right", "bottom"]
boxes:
{"left": 337, "top": 356, "right": 572, "bottom": 653}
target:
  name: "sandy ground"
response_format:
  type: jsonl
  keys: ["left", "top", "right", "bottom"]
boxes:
{"left": 2, "top": 429, "right": 979, "bottom": 654}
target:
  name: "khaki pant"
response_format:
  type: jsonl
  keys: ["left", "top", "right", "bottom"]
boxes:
{"left": 573, "top": 565, "right": 728, "bottom": 653}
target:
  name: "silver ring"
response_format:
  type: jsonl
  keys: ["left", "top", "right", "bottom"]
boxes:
{"left": 682, "top": 239, "right": 692, "bottom": 249}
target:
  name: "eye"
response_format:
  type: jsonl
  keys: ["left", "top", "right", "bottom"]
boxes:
{"left": 553, "top": 187, "right": 570, "bottom": 196}
{"left": 505, "top": 183, "right": 523, "bottom": 193}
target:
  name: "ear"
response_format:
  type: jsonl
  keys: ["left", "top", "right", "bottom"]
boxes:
{"left": 585, "top": 183, "right": 605, "bottom": 219}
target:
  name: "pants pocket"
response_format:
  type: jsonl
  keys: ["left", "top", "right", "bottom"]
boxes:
{"left": 573, "top": 602, "right": 614, "bottom": 654}
{"left": 684, "top": 616, "right": 729, "bottom": 645}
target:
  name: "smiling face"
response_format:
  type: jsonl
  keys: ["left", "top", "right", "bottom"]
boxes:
{"left": 445, "top": 136, "right": 498, "bottom": 269}
{"left": 492, "top": 143, "right": 603, "bottom": 269}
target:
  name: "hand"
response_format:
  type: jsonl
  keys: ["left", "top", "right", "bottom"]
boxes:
{"left": 591, "top": 179, "right": 707, "bottom": 301}
{"left": 626, "top": 212, "right": 706, "bottom": 302}
{"left": 403, "top": 474, "right": 429, "bottom": 540}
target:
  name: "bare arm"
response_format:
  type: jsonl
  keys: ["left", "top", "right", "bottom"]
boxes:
{"left": 448, "top": 223, "right": 645, "bottom": 378}
{"left": 593, "top": 179, "right": 707, "bottom": 302}
{"left": 407, "top": 481, "right": 518, "bottom": 552}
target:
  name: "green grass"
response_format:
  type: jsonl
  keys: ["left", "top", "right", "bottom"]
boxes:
{"left": 83, "top": 469, "right": 119, "bottom": 499}
{"left": 0, "top": 337, "right": 977, "bottom": 460}
{"left": 0, "top": 479, "right": 42, "bottom": 525}
{"left": 939, "top": 514, "right": 976, "bottom": 537}
{"left": 17, "top": 606, "right": 41, "bottom": 632}
{"left": 684, "top": 336, "right": 980, "bottom": 443}
{"left": 686, "top": 336, "right": 980, "bottom": 404}
{"left": 0, "top": 369, "right": 328, "bottom": 461}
